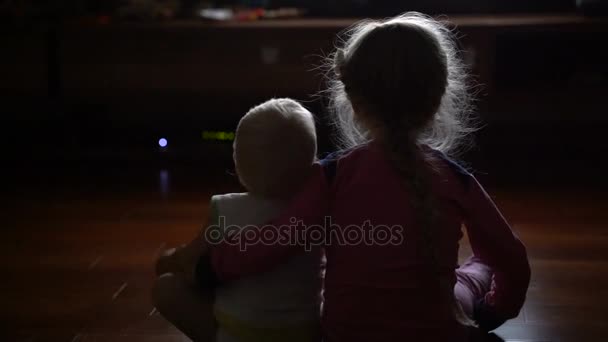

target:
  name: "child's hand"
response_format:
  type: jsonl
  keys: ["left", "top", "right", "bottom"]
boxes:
{"left": 155, "top": 246, "right": 187, "bottom": 276}
{"left": 156, "top": 242, "right": 209, "bottom": 283}
{"left": 473, "top": 298, "right": 507, "bottom": 332}
{"left": 155, "top": 224, "right": 212, "bottom": 280}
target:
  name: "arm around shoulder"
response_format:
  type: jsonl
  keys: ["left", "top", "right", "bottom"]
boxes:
{"left": 209, "top": 163, "right": 330, "bottom": 283}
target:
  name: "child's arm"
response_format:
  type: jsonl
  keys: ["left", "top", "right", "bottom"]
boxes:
{"left": 155, "top": 199, "right": 219, "bottom": 282}
{"left": 461, "top": 177, "right": 531, "bottom": 320}
{"left": 204, "top": 163, "right": 329, "bottom": 284}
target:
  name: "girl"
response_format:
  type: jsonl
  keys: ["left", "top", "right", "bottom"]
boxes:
{"left": 202, "top": 12, "right": 531, "bottom": 341}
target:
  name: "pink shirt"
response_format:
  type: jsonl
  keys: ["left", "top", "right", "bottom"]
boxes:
{"left": 210, "top": 142, "right": 530, "bottom": 341}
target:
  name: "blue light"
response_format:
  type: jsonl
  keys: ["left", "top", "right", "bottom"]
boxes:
{"left": 158, "top": 138, "right": 168, "bottom": 148}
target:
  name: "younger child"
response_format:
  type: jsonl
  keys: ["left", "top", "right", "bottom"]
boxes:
{"left": 153, "top": 98, "right": 322, "bottom": 342}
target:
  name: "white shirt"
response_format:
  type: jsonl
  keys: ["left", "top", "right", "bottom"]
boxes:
{"left": 211, "top": 193, "right": 322, "bottom": 341}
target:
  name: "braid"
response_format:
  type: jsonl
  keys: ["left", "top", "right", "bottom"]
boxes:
{"left": 384, "top": 126, "right": 476, "bottom": 327}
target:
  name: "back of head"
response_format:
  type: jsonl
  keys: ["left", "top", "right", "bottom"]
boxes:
{"left": 234, "top": 98, "right": 317, "bottom": 200}
{"left": 329, "top": 12, "right": 474, "bottom": 154}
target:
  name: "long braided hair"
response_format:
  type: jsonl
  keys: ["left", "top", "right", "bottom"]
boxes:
{"left": 326, "top": 12, "right": 476, "bottom": 326}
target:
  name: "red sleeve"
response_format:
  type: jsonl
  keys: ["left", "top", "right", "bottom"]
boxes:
{"left": 210, "top": 163, "right": 330, "bottom": 282}
{"left": 461, "top": 177, "right": 531, "bottom": 318}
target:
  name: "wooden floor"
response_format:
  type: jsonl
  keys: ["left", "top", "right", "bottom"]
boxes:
{"left": 2, "top": 166, "right": 608, "bottom": 341}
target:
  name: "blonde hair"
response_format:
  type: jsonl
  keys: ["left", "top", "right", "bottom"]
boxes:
{"left": 328, "top": 12, "right": 475, "bottom": 153}
{"left": 327, "top": 12, "right": 476, "bottom": 326}
{"left": 234, "top": 98, "right": 317, "bottom": 199}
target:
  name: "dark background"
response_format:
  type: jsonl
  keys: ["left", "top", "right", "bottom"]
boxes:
{"left": 2, "top": 1, "right": 608, "bottom": 186}
{"left": 3, "top": 2, "right": 608, "bottom": 341}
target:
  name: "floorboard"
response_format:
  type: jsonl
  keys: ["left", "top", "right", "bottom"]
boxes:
{"left": 3, "top": 167, "right": 607, "bottom": 341}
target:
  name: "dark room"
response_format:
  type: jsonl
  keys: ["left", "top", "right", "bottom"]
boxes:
{"left": 2, "top": 1, "right": 608, "bottom": 341}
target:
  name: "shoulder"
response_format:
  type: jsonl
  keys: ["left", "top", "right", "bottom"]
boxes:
{"left": 211, "top": 192, "right": 282, "bottom": 207}
{"left": 319, "top": 143, "right": 375, "bottom": 170}
{"left": 210, "top": 193, "right": 249, "bottom": 206}
{"left": 318, "top": 144, "right": 372, "bottom": 183}
{"left": 210, "top": 193, "right": 256, "bottom": 214}
{"left": 320, "top": 142, "right": 372, "bottom": 161}
{"left": 210, "top": 193, "right": 284, "bottom": 219}
{"left": 428, "top": 149, "right": 474, "bottom": 187}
